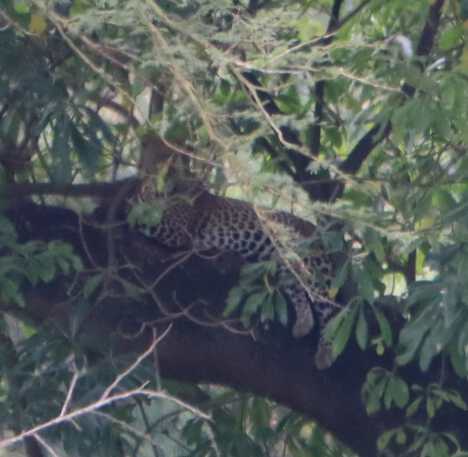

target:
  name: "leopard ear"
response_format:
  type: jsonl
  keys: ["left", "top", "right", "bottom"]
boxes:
{"left": 139, "top": 133, "right": 177, "bottom": 178}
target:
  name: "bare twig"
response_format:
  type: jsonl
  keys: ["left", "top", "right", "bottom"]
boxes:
{"left": 32, "top": 435, "right": 61, "bottom": 457}
{"left": 100, "top": 326, "right": 171, "bottom": 400}
{"left": 0, "top": 327, "right": 209, "bottom": 451}
{"left": 60, "top": 371, "right": 80, "bottom": 417}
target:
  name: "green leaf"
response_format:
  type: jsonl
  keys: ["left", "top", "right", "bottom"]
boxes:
{"left": 83, "top": 273, "right": 103, "bottom": 299}
{"left": 389, "top": 376, "right": 409, "bottom": 409}
{"left": 331, "top": 260, "right": 349, "bottom": 291}
{"left": 273, "top": 291, "right": 288, "bottom": 326}
{"left": 396, "top": 430, "right": 407, "bottom": 445}
{"left": 14, "top": 0, "right": 30, "bottom": 14}
{"left": 432, "top": 106, "right": 451, "bottom": 139}
{"left": 23, "top": 257, "right": 40, "bottom": 285}
{"left": 241, "top": 290, "right": 268, "bottom": 326}
{"left": 374, "top": 309, "right": 393, "bottom": 347}
{"left": 128, "top": 201, "right": 165, "bottom": 228}
{"left": 457, "top": 318, "right": 468, "bottom": 355}
{"left": 447, "top": 390, "right": 467, "bottom": 410}
{"left": 0, "top": 277, "right": 24, "bottom": 305}
{"left": 400, "top": 294, "right": 436, "bottom": 335}
{"left": 224, "top": 286, "right": 244, "bottom": 316}
{"left": 419, "top": 321, "right": 447, "bottom": 372}
{"left": 355, "top": 304, "right": 368, "bottom": 350}
{"left": 406, "top": 396, "right": 423, "bottom": 417}
{"left": 426, "top": 397, "right": 436, "bottom": 419}
{"left": 240, "top": 261, "right": 270, "bottom": 281}
{"left": 295, "top": 16, "right": 324, "bottom": 42}
{"left": 365, "top": 229, "right": 386, "bottom": 264}
{"left": 275, "top": 86, "right": 302, "bottom": 115}
{"left": 377, "top": 430, "right": 392, "bottom": 451}
{"left": 439, "top": 24, "right": 464, "bottom": 50}
{"left": 56, "top": 256, "right": 71, "bottom": 275}
{"left": 449, "top": 340, "right": 467, "bottom": 377}
{"left": 354, "top": 264, "right": 376, "bottom": 303}
{"left": 331, "top": 304, "right": 358, "bottom": 357}
{"left": 120, "top": 278, "right": 143, "bottom": 298}
{"left": 319, "top": 231, "right": 344, "bottom": 254}
{"left": 260, "top": 294, "right": 274, "bottom": 322}
{"left": 38, "top": 259, "right": 56, "bottom": 283}
{"left": 383, "top": 379, "right": 394, "bottom": 410}
{"left": 71, "top": 255, "right": 84, "bottom": 272}
{"left": 432, "top": 190, "right": 457, "bottom": 212}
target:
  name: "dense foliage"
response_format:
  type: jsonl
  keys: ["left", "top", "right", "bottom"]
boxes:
{"left": 2, "top": 0, "right": 468, "bottom": 456}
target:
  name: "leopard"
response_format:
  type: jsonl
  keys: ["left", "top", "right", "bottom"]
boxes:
{"left": 132, "top": 176, "right": 342, "bottom": 369}
{"left": 130, "top": 134, "right": 342, "bottom": 369}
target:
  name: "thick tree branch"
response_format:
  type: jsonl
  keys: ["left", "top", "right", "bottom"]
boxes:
{"left": 0, "top": 178, "right": 138, "bottom": 202}
{"left": 239, "top": 1, "right": 375, "bottom": 201}
{"left": 338, "top": 0, "right": 445, "bottom": 185}
{"left": 308, "top": 0, "right": 344, "bottom": 157}
{"left": 340, "top": 123, "right": 392, "bottom": 175}
{"left": 416, "top": 0, "right": 446, "bottom": 58}
{"left": 7, "top": 201, "right": 468, "bottom": 457}
{"left": 242, "top": 0, "right": 445, "bottom": 203}
{"left": 8, "top": 202, "right": 391, "bottom": 457}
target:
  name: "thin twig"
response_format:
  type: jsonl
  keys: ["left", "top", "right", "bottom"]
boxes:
{"left": 60, "top": 371, "right": 80, "bottom": 417}
{"left": 0, "top": 327, "right": 210, "bottom": 451}
{"left": 100, "top": 326, "right": 171, "bottom": 400}
{"left": 33, "top": 435, "right": 62, "bottom": 457}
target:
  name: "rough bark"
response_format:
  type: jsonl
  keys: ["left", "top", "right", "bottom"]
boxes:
{"left": 5, "top": 198, "right": 467, "bottom": 457}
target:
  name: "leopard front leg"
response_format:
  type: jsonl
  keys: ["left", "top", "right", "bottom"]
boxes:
{"left": 282, "top": 285, "right": 315, "bottom": 338}
{"left": 283, "top": 281, "right": 343, "bottom": 370}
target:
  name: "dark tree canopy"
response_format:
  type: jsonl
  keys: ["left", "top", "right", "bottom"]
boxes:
{"left": 2, "top": 1, "right": 468, "bottom": 457}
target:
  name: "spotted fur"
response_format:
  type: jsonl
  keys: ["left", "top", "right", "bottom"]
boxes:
{"left": 135, "top": 178, "right": 342, "bottom": 369}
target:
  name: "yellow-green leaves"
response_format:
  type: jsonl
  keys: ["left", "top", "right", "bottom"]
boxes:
{"left": 29, "top": 14, "right": 47, "bottom": 35}
{"left": 295, "top": 16, "right": 325, "bottom": 42}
